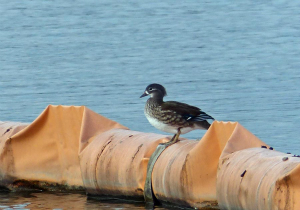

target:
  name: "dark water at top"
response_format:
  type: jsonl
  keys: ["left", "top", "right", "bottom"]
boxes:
{"left": 1, "top": 0, "right": 300, "bottom": 209}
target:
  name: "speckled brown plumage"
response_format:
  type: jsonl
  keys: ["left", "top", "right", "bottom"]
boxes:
{"left": 145, "top": 98, "right": 192, "bottom": 127}
{"left": 140, "top": 84, "right": 214, "bottom": 140}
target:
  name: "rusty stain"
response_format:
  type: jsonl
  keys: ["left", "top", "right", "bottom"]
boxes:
{"left": 221, "top": 157, "right": 229, "bottom": 165}
{"left": 283, "top": 176, "right": 291, "bottom": 210}
{"left": 97, "top": 140, "right": 112, "bottom": 160}
{"left": 10, "top": 179, "right": 84, "bottom": 191}
{"left": 131, "top": 144, "right": 143, "bottom": 162}
{"left": 194, "top": 201, "right": 219, "bottom": 209}
{"left": 135, "top": 188, "right": 143, "bottom": 194}
{"left": 180, "top": 155, "right": 189, "bottom": 193}
{"left": 275, "top": 176, "right": 291, "bottom": 210}
{"left": 102, "top": 135, "right": 118, "bottom": 153}
{"left": 94, "top": 139, "right": 112, "bottom": 191}
{"left": 129, "top": 135, "right": 133, "bottom": 137}
{"left": 108, "top": 142, "right": 118, "bottom": 152}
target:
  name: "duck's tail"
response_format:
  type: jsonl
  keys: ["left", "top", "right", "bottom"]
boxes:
{"left": 195, "top": 120, "right": 211, "bottom": 130}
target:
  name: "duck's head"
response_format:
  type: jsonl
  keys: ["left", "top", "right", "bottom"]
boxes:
{"left": 140, "top": 83, "right": 167, "bottom": 98}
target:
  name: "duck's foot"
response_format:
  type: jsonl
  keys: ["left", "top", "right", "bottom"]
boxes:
{"left": 161, "top": 129, "right": 181, "bottom": 146}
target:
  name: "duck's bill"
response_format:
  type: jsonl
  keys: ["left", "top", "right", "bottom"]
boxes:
{"left": 140, "top": 92, "right": 148, "bottom": 98}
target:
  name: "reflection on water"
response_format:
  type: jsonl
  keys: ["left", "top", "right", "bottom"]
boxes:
{"left": 0, "top": 191, "right": 191, "bottom": 210}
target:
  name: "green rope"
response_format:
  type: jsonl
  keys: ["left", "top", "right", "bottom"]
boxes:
{"left": 144, "top": 135, "right": 177, "bottom": 205}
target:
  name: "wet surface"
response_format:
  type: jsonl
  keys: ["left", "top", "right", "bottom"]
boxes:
{"left": 0, "top": 191, "right": 191, "bottom": 210}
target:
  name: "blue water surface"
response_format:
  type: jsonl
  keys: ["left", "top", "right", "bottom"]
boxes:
{"left": 1, "top": 0, "right": 300, "bottom": 209}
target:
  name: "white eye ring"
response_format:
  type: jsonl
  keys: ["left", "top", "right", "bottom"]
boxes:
{"left": 149, "top": 87, "right": 153, "bottom": 91}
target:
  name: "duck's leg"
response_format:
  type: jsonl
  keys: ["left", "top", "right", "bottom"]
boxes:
{"left": 172, "top": 128, "right": 181, "bottom": 143}
{"left": 164, "top": 128, "right": 181, "bottom": 146}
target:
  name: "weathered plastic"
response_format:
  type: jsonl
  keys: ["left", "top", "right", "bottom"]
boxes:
{"left": 217, "top": 148, "right": 300, "bottom": 210}
{"left": 79, "top": 121, "right": 267, "bottom": 208}
{"left": 79, "top": 128, "right": 171, "bottom": 198}
{"left": 151, "top": 121, "right": 266, "bottom": 208}
{"left": 0, "top": 105, "right": 127, "bottom": 189}
{"left": 1, "top": 105, "right": 299, "bottom": 210}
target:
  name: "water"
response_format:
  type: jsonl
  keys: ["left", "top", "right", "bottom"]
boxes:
{"left": 1, "top": 0, "right": 300, "bottom": 209}
{"left": 0, "top": 191, "right": 178, "bottom": 210}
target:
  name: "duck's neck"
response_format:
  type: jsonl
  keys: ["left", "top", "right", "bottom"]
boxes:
{"left": 149, "top": 94, "right": 164, "bottom": 105}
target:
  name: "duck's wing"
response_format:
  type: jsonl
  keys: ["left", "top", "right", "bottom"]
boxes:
{"left": 161, "top": 101, "right": 214, "bottom": 121}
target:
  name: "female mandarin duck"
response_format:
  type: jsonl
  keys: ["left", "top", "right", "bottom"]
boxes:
{"left": 140, "top": 83, "right": 214, "bottom": 144}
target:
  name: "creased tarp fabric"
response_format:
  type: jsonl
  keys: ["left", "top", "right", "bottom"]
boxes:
{"left": 151, "top": 121, "right": 266, "bottom": 208}
{"left": 1, "top": 105, "right": 299, "bottom": 209}
{"left": 80, "top": 121, "right": 263, "bottom": 203}
{"left": 80, "top": 129, "right": 172, "bottom": 198}
{"left": 0, "top": 105, "right": 127, "bottom": 188}
{"left": 0, "top": 121, "right": 29, "bottom": 185}
{"left": 217, "top": 148, "right": 300, "bottom": 210}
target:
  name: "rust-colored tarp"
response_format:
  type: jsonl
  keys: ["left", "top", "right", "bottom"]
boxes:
{"left": 0, "top": 105, "right": 127, "bottom": 188}
{"left": 79, "top": 120, "right": 266, "bottom": 208}
{"left": 151, "top": 121, "right": 266, "bottom": 208}
{"left": 80, "top": 129, "right": 170, "bottom": 197}
{"left": 0, "top": 105, "right": 299, "bottom": 210}
{"left": 217, "top": 148, "right": 300, "bottom": 210}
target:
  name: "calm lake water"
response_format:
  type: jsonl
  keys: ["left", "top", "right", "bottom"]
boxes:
{"left": 1, "top": 0, "right": 300, "bottom": 209}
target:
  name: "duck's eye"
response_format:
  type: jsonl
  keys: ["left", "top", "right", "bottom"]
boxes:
{"left": 149, "top": 87, "right": 153, "bottom": 91}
